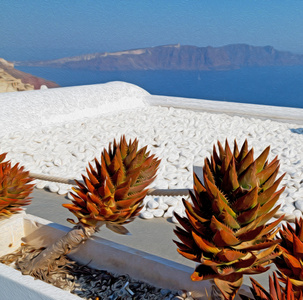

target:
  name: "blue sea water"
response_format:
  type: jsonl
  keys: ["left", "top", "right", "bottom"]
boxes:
{"left": 16, "top": 65, "right": 303, "bottom": 108}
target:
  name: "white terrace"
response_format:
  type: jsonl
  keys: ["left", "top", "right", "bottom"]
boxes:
{"left": 0, "top": 81, "right": 302, "bottom": 221}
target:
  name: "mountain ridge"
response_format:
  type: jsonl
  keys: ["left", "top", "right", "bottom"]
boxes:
{"left": 16, "top": 44, "right": 303, "bottom": 71}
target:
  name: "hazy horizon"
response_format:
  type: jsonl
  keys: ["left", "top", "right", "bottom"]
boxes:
{"left": 11, "top": 43, "right": 303, "bottom": 63}
{"left": 1, "top": 1, "right": 303, "bottom": 61}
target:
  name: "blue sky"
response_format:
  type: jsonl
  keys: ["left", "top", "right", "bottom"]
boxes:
{"left": 1, "top": 0, "right": 303, "bottom": 61}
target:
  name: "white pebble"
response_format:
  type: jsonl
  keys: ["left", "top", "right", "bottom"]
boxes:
{"left": 57, "top": 188, "right": 68, "bottom": 195}
{"left": 281, "top": 204, "right": 295, "bottom": 214}
{"left": 153, "top": 209, "right": 164, "bottom": 218}
{"left": 45, "top": 161, "right": 53, "bottom": 167}
{"left": 35, "top": 180, "right": 47, "bottom": 189}
{"left": 48, "top": 182, "right": 59, "bottom": 193}
{"left": 164, "top": 206, "right": 175, "bottom": 218}
{"left": 147, "top": 199, "right": 159, "bottom": 209}
{"left": 140, "top": 211, "right": 154, "bottom": 219}
{"left": 293, "top": 209, "right": 302, "bottom": 219}
{"left": 294, "top": 191, "right": 303, "bottom": 198}
{"left": 53, "top": 158, "right": 62, "bottom": 166}
{"left": 164, "top": 197, "right": 178, "bottom": 207}
{"left": 158, "top": 203, "right": 169, "bottom": 211}
{"left": 154, "top": 196, "right": 164, "bottom": 204}
{"left": 284, "top": 196, "right": 295, "bottom": 204}
{"left": 295, "top": 200, "right": 303, "bottom": 211}
{"left": 174, "top": 206, "right": 184, "bottom": 216}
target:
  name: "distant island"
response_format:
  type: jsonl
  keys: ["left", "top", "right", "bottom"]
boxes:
{"left": 16, "top": 44, "right": 303, "bottom": 71}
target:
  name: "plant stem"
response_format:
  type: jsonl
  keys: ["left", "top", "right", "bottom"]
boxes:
{"left": 16, "top": 224, "right": 96, "bottom": 275}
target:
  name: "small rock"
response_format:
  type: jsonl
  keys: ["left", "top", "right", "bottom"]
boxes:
{"left": 281, "top": 204, "right": 295, "bottom": 214}
{"left": 295, "top": 200, "right": 303, "bottom": 211}
{"left": 53, "top": 158, "right": 62, "bottom": 166}
{"left": 164, "top": 197, "right": 178, "bottom": 207}
{"left": 161, "top": 289, "right": 171, "bottom": 296}
{"left": 174, "top": 207, "right": 184, "bottom": 216}
{"left": 48, "top": 182, "right": 59, "bottom": 193}
{"left": 293, "top": 209, "right": 302, "bottom": 219}
{"left": 35, "top": 180, "right": 47, "bottom": 189}
{"left": 58, "top": 188, "right": 68, "bottom": 195}
{"left": 147, "top": 199, "right": 159, "bottom": 209}
{"left": 158, "top": 203, "right": 169, "bottom": 211}
{"left": 153, "top": 209, "right": 164, "bottom": 218}
{"left": 140, "top": 211, "right": 154, "bottom": 219}
{"left": 45, "top": 161, "right": 53, "bottom": 167}
{"left": 164, "top": 206, "right": 175, "bottom": 218}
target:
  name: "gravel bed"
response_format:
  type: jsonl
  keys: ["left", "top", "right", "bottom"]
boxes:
{"left": 0, "top": 105, "right": 302, "bottom": 222}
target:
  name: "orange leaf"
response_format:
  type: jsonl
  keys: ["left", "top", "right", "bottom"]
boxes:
{"left": 213, "top": 228, "right": 240, "bottom": 247}
{"left": 192, "top": 231, "right": 220, "bottom": 254}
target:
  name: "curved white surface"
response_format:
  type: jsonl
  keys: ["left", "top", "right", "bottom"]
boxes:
{"left": 0, "top": 81, "right": 149, "bottom": 136}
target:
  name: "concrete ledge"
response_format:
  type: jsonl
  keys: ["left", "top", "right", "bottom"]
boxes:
{"left": 23, "top": 214, "right": 251, "bottom": 299}
{"left": 23, "top": 214, "right": 211, "bottom": 299}
{"left": 0, "top": 213, "right": 252, "bottom": 299}
{"left": 0, "top": 213, "right": 81, "bottom": 300}
{"left": 146, "top": 94, "right": 303, "bottom": 124}
{"left": 0, "top": 263, "right": 80, "bottom": 300}
{"left": 0, "top": 211, "right": 25, "bottom": 256}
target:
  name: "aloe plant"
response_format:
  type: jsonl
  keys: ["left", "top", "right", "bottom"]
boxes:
{"left": 240, "top": 272, "right": 303, "bottom": 300}
{"left": 16, "top": 136, "right": 160, "bottom": 278}
{"left": 0, "top": 152, "right": 34, "bottom": 216}
{"left": 273, "top": 217, "right": 303, "bottom": 297}
{"left": 174, "top": 139, "right": 285, "bottom": 299}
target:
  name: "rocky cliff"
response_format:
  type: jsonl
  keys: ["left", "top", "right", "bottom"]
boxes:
{"left": 16, "top": 44, "right": 303, "bottom": 71}
{"left": 0, "top": 58, "right": 59, "bottom": 92}
{"left": 0, "top": 68, "right": 34, "bottom": 92}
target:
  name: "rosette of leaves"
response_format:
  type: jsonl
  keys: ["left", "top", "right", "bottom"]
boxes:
{"left": 17, "top": 136, "right": 160, "bottom": 276}
{"left": 173, "top": 139, "right": 285, "bottom": 299}
{"left": 63, "top": 135, "right": 161, "bottom": 230}
{"left": 240, "top": 273, "right": 303, "bottom": 300}
{"left": 0, "top": 152, "right": 34, "bottom": 216}
{"left": 273, "top": 217, "right": 303, "bottom": 297}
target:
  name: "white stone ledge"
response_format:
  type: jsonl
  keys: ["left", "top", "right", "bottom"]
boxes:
{"left": 0, "top": 212, "right": 251, "bottom": 299}
{"left": 22, "top": 214, "right": 210, "bottom": 299}
{"left": 22, "top": 214, "right": 251, "bottom": 299}
{"left": 146, "top": 94, "right": 303, "bottom": 124}
{"left": 0, "top": 263, "right": 80, "bottom": 300}
{"left": 0, "top": 81, "right": 149, "bottom": 136}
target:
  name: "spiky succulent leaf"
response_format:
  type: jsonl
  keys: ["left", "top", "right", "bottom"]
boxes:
{"left": 174, "top": 139, "right": 285, "bottom": 299}
{"left": 274, "top": 217, "right": 303, "bottom": 296}
{"left": 240, "top": 272, "right": 303, "bottom": 300}
{"left": 63, "top": 136, "right": 160, "bottom": 228}
{"left": 0, "top": 153, "right": 34, "bottom": 217}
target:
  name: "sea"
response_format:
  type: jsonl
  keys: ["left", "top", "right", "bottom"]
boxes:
{"left": 16, "top": 65, "right": 303, "bottom": 109}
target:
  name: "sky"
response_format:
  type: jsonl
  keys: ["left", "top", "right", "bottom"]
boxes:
{"left": 1, "top": 0, "right": 303, "bottom": 61}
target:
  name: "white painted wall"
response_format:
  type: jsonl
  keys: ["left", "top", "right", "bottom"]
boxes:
{"left": 0, "top": 81, "right": 149, "bottom": 137}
